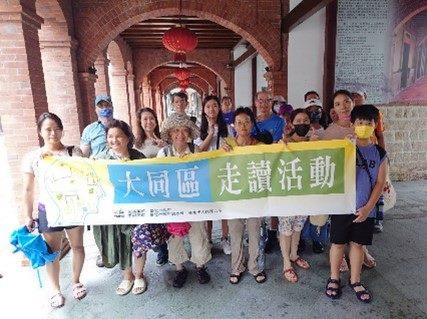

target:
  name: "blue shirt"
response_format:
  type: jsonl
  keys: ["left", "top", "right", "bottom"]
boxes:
{"left": 223, "top": 111, "right": 234, "bottom": 125}
{"left": 81, "top": 121, "right": 108, "bottom": 157}
{"left": 356, "top": 144, "right": 386, "bottom": 218}
{"left": 253, "top": 114, "right": 285, "bottom": 142}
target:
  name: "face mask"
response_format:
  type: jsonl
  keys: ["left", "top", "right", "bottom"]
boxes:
{"left": 294, "top": 124, "right": 311, "bottom": 137}
{"left": 354, "top": 125, "right": 375, "bottom": 139}
{"left": 309, "top": 111, "right": 322, "bottom": 123}
{"left": 338, "top": 113, "right": 351, "bottom": 121}
{"left": 99, "top": 108, "right": 113, "bottom": 118}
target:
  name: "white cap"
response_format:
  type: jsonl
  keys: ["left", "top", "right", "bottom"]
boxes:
{"left": 303, "top": 98, "right": 322, "bottom": 109}
{"left": 273, "top": 95, "right": 285, "bottom": 102}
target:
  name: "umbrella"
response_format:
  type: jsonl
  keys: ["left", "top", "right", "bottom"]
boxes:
{"left": 10, "top": 226, "right": 59, "bottom": 287}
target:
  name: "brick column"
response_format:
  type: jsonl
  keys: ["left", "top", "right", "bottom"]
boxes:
{"left": 78, "top": 72, "right": 97, "bottom": 126}
{"left": 127, "top": 74, "right": 138, "bottom": 135}
{"left": 40, "top": 39, "right": 83, "bottom": 145}
{"left": 141, "top": 77, "right": 152, "bottom": 108}
{"left": 94, "top": 51, "right": 110, "bottom": 96}
{"left": 110, "top": 70, "right": 130, "bottom": 123}
{"left": 272, "top": 70, "right": 287, "bottom": 99}
{"left": 0, "top": 1, "right": 48, "bottom": 222}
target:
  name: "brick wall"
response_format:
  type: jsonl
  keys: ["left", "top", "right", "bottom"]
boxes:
{"left": 379, "top": 104, "right": 427, "bottom": 181}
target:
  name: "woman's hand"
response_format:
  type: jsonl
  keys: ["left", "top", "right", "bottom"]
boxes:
{"left": 309, "top": 128, "right": 319, "bottom": 141}
{"left": 222, "top": 143, "right": 233, "bottom": 152}
{"left": 40, "top": 150, "right": 53, "bottom": 159}
{"left": 25, "top": 216, "right": 35, "bottom": 232}
{"left": 154, "top": 138, "right": 166, "bottom": 148}
{"left": 207, "top": 121, "right": 216, "bottom": 136}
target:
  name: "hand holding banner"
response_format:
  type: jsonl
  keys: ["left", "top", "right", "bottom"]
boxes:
{"left": 39, "top": 140, "right": 356, "bottom": 226}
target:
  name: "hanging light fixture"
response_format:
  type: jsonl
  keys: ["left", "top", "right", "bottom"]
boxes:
{"left": 179, "top": 78, "right": 190, "bottom": 91}
{"left": 162, "top": 25, "right": 198, "bottom": 62}
{"left": 174, "top": 68, "right": 191, "bottom": 81}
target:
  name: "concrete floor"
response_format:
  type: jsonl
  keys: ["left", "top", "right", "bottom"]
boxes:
{"left": 0, "top": 180, "right": 426, "bottom": 319}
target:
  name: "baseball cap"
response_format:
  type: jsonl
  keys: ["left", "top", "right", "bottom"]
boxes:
{"left": 303, "top": 98, "right": 322, "bottom": 109}
{"left": 95, "top": 94, "right": 112, "bottom": 106}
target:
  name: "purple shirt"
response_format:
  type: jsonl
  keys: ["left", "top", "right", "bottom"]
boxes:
{"left": 356, "top": 144, "right": 386, "bottom": 218}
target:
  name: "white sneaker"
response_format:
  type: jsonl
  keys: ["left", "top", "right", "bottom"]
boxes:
{"left": 221, "top": 237, "right": 232, "bottom": 255}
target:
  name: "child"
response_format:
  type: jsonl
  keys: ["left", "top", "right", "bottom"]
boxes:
{"left": 325, "top": 104, "right": 388, "bottom": 303}
{"left": 279, "top": 109, "right": 311, "bottom": 283}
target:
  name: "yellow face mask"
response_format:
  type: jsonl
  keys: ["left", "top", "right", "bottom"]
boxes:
{"left": 354, "top": 125, "right": 375, "bottom": 139}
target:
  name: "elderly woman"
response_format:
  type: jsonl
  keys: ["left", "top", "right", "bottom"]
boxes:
{"left": 94, "top": 120, "right": 168, "bottom": 296}
{"left": 22, "top": 112, "right": 86, "bottom": 308}
{"left": 158, "top": 113, "right": 212, "bottom": 288}
{"left": 222, "top": 107, "right": 268, "bottom": 285}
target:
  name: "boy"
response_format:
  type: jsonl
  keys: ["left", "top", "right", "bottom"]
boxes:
{"left": 325, "top": 104, "right": 387, "bottom": 303}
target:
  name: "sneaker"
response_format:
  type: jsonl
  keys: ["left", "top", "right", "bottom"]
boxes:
{"left": 312, "top": 240, "right": 324, "bottom": 254}
{"left": 156, "top": 244, "right": 169, "bottom": 267}
{"left": 96, "top": 254, "right": 104, "bottom": 268}
{"left": 221, "top": 237, "right": 232, "bottom": 255}
{"left": 373, "top": 220, "right": 383, "bottom": 233}
{"left": 196, "top": 266, "right": 211, "bottom": 284}
{"left": 172, "top": 267, "right": 188, "bottom": 288}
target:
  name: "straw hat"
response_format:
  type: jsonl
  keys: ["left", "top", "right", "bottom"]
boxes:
{"left": 160, "top": 113, "right": 200, "bottom": 142}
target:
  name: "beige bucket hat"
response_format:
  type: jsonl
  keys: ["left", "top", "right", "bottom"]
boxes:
{"left": 160, "top": 113, "right": 200, "bottom": 142}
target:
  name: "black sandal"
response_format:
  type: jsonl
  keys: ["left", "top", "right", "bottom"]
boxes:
{"left": 253, "top": 271, "right": 267, "bottom": 284}
{"left": 349, "top": 281, "right": 372, "bottom": 303}
{"left": 229, "top": 273, "right": 243, "bottom": 284}
{"left": 325, "top": 277, "right": 342, "bottom": 299}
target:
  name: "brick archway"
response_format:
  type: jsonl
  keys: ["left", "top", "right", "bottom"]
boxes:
{"left": 134, "top": 48, "right": 230, "bottom": 89}
{"left": 150, "top": 66, "right": 217, "bottom": 92}
{"left": 163, "top": 82, "right": 204, "bottom": 98}
{"left": 74, "top": 2, "right": 280, "bottom": 72}
{"left": 161, "top": 78, "right": 208, "bottom": 96}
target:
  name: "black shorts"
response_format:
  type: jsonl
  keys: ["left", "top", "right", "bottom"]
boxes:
{"left": 37, "top": 203, "right": 77, "bottom": 233}
{"left": 330, "top": 214, "right": 375, "bottom": 246}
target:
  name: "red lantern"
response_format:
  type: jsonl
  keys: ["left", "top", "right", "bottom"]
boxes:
{"left": 174, "top": 68, "right": 191, "bottom": 81}
{"left": 162, "top": 25, "right": 198, "bottom": 56}
{"left": 179, "top": 78, "right": 190, "bottom": 91}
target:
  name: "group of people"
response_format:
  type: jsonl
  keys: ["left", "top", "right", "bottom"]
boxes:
{"left": 22, "top": 88, "right": 388, "bottom": 308}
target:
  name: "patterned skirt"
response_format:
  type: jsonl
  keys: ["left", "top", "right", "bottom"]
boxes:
{"left": 131, "top": 224, "right": 170, "bottom": 258}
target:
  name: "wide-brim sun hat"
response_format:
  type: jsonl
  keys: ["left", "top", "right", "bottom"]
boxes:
{"left": 160, "top": 113, "right": 200, "bottom": 142}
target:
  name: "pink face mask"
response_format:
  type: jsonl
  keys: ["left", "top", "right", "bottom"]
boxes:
{"left": 338, "top": 113, "right": 351, "bottom": 121}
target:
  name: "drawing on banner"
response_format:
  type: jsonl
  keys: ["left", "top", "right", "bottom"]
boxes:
{"left": 43, "top": 158, "right": 106, "bottom": 225}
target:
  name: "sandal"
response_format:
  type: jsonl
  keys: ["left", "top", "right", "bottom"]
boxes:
{"left": 291, "top": 257, "right": 310, "bottom": 269}
{"left": 229, "top": 273, "right": 243, "bottom": 285}
{"left": 363, "top": 250, "right": 377, "bottom": 269}
{"left": 116, "top": 280, "right": 134, "bottom": 296}
{"left": 283, "top": 268, "right": 298, "bottom": 283}
{"left": 339, "top": 257, "right": 349, "bottom": 272}
{"left": 132, "top": 278, "right": 147, "bottom": 295}
{"left": 349, "top": 281, "right": 372, "bottom": 303}
{"left": 50, "top": 292, "right": 65, "bottom": 309}
{"left": 325, "top": 278, "right": 342, "bottom": 299}
{"left": 72, "top": 283, "right": 87, "bottom": 300}
{"left": 253, "top": 271, "right": 267, "bottom": 284}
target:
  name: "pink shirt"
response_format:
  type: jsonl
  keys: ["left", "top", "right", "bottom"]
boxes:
{"left": 320, "top": 123, "right": 354, "bottom": 140}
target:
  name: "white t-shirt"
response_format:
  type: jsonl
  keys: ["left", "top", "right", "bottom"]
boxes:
{"left": 194, "top": 126, "right": 225, "bottom": 151}
{"left": 21, "top": 147, "right": 80, "bottom": 178}
{"left": 136, "top": 139, "right": 162, "bottom": 159}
